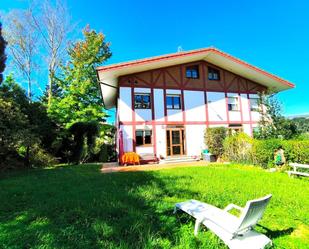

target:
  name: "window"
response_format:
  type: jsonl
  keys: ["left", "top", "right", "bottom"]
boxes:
{"left": 186, "top": 65, "right": 199, "bottom": 79}
{"left": 228, "top": 124, "right": 243, "bottom": 135}
{"left": 134, "top": 93, "right": 151, "bottom": 109}
{"left": 166, "top": 95, "right": 181, "bottom": 109}
{"left": 228, "top": 96, "right": 239, "bottom": 111}
{"left": 135, "top": 130, "right": 152, "bottom": 146}
{"left": 250, "top": 98, "right": 259, "bottom": 112}
{"left": 208, "top": 67, "right": 220, "bottom": 80}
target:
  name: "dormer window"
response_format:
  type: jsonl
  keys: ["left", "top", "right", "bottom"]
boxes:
{"left": 208, "top": 67, "right": 220, "bottom": 80}
{"left": 186, "top": 65, "right": 199, "bottom": 79}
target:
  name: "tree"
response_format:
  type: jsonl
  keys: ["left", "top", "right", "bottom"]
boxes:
{"left": 3, "top": 8, "right": 39, "bottom": 99}
{"left": 291, "top": 117, "right": 309, "bottom": 134}
{"left": 31, "top": 0, "right": 73, "bottom": 106}
{"left": 0, "top": 21, "right": 7, "bottom": 84}
{"left": 0, "top": 75, "right": 56, "bottom": 169}
{"left": 255, "top": 92, "right": 299, "bottom": 139}
{"left": 48, "top": 26, "right": 111, "bottom": 128}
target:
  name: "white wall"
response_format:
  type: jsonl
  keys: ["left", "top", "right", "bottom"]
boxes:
{"left": 154, "top": 89, "right": 165, "bottom": 121}
{"left": 136, "top": 146, "right": 153, "bottom": 154}
{"left": 184, "top": 90, "right": 206, "bottom": 121}
{"left": 243, "top": 124, "right": 252, "bottom": 136}
{"left": 120, "top": 125, "right": 133, "bottom": 152}
{"left": 241, "top": 94, "right": 250, "bottom": 122}
{"left": 119, "top": 87, "right": 132, "bottom": 121}
{"left": 207, "top": 92, "right": 227, "bottom": 121}
{"left": 155, "top": 125, "right": 167, "bottom": 157}
{"left": 118, "top": 87, "right": 260, "bottom": 156}
{"left": 186, "top": 125, "right": 206, "bottom": 156}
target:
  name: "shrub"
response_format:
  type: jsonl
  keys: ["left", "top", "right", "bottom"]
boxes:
{"left": 282, "top": 140, "right": 309, "bottom": 164}
{"left": 251, "top": 139, "right": 282, "bottom": 168}
{"left": 28, "top": 144, "right": 58, "bottom": 168}
{"left": 69, "top": 122, "right": 100, "bottom": 164}
{"left": 204, "top": 127, "right": 227, "bottom": 157}
{"left": 224, "top": 136, "right": 309, "bottom": 168}
{"left": 223, "top": 133, "right": 253, "bottom": 164}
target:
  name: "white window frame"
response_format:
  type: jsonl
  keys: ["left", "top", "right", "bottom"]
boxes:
{"left": 228, "top": 96, "right": 239, "bottom": 111}
{"left": 250, "top": 97, "right": 259, "bottom": 112}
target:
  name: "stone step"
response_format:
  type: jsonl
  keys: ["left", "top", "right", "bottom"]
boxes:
{"left": 161, "top": 156, "right": 200, "bottom": 164}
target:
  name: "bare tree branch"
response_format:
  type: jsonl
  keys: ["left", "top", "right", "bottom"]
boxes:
{"left": 3, "top": 8, "right": 40, "bottom": 99}
{"left": 31, "top": 0, "right": 75, "bottom": 106}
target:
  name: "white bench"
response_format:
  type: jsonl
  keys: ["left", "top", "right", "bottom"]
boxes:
{"left": 287, "top": 163, "right": 309, "bottom": 177}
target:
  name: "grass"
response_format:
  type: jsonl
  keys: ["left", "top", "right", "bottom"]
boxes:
{"left": 0, "top": 164, "right": 308, "bottom": 249}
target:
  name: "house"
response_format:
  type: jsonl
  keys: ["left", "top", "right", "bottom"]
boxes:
{"left": 96, "top": 47, "right": 294, "bottom": 162}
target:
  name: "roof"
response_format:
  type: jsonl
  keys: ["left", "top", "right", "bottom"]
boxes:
{"left": 96, "top": 47, "right": 295, "bottom": 109}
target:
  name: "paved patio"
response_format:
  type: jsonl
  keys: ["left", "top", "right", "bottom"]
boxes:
{"left": 101, "top": 161, "right": 210, "bottom": 173}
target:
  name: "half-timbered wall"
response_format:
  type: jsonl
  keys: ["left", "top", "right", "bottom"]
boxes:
{"left": 118, "top": 61, "right": 267, "bottom": 93}
{"left": 117, "top": 60, "right": 265, "bottom": 157}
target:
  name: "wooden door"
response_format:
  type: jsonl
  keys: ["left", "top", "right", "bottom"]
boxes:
{"left": 166, "top": 128, "right": 185, "bottom": 156}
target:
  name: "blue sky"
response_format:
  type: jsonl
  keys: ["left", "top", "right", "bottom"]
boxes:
{"left": 2, "top": 0, "right": 309, "bottom": 116}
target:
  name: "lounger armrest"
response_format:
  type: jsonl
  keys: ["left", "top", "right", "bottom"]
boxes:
{"left": 224, "top": 203, "right": 243, "bottom": 212}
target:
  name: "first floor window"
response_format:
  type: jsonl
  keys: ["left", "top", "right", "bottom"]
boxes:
{"left": 135, "top": 130, "right": 152, "bottom": 146}
{"left": 186, "top": 65, "right": 199, "bottom": 79}
{"left": 166, "top": 95, "right": 181, "bottom": 109}
{"left": 208, "top": 67, "right": 220, "bottom": 80}
{"left": 134, "top": 93, "right": 151, "bottom": 109}
{"left": 228, "top": 96, "right": 239, "bottom": 111}
{"left": 250, "top": 98, "right": 259, "bottom": 111}
{"left": 228, "top": 124, "right": 243, "bottom": 135}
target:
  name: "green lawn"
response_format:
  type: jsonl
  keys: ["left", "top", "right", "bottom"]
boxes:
{"left": 0, "top": 164, "right": 308, "bottom": 249}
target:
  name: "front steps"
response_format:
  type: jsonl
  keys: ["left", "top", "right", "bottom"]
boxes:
{"left": 160, "top": 155, "right": 200, "bottom": 164}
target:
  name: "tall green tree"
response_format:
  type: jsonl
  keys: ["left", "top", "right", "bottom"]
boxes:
{"left": 48, "top": 26, "right": 111, "bottom": 128}
{"left": 0, "top": 22, "right": 7, "bottom": 84}
{"left": 255, "top": 92, "right": 299, "bottom": 139}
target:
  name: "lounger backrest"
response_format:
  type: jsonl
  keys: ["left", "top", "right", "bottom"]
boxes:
{"left": 236, "top": 194, "right": 272, "bottom": 234}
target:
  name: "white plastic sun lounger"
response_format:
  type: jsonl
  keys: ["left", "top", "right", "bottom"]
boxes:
{"left": 174, "top": 195, "right": 272, "bottom": 249}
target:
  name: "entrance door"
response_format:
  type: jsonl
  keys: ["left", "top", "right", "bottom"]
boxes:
{"left": 166, "top": 128, "right": 185, "bottom": 156}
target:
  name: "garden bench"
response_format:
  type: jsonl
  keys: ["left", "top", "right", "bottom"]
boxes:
{"left": 174, "top": 195, "right": 272, "bottom": 249}
{"left": 287, "top": 163, "right": 309, "bottom": 177}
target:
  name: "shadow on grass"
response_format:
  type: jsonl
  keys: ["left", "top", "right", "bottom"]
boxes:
{"left": 0, "top": 164, "right": 200, "bottom": 249}
{"left": 257, "top": 224, "right": 294, "bottom": 239}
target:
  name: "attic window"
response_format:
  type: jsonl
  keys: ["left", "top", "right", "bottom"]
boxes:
{"left": 208, "top": 67, "right": 220, "bottom": 80}
{"left": 186, "top": 65, "right": 199, "bottom": 79}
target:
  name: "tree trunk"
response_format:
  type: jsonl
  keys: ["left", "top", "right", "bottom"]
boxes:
{"left": 24, "top": 145, "right": 30, "bottom": 168}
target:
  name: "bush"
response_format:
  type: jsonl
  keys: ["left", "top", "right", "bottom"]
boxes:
{"left": 204, "top": 127, "right": 227, "bottom": 157}
{"left": 282, "top": 140, "right": 309, "bottom": 164}
{"left": 223, "top": 135, "right": 309, "bottom": 168}
{"left": 223, "top": 133, "right": 253, "bottom": 164}
{"left": 28, "top": 144, "right": 58, "bottom": 168}
{"left": 251, "top": 139, "right": 282, "bottom": 168}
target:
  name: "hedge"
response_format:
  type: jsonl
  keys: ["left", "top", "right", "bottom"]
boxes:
{"left": 223, "top": 133, "right": 309, "bottom": 168}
